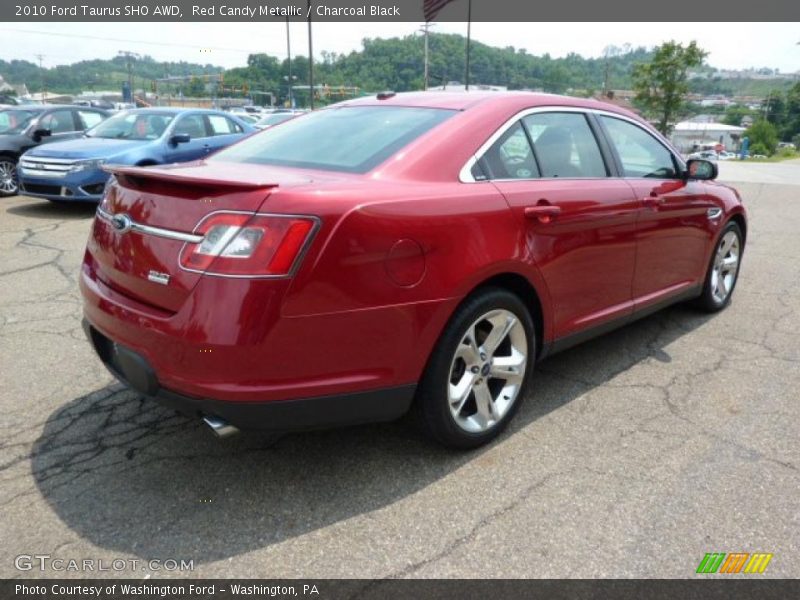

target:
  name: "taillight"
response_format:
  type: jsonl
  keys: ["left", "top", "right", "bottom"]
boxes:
{"left": 179, "top": 212, "right": 317, "bottom": 277}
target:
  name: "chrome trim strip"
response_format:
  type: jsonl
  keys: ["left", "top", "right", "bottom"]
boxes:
{"left": 459, "top": 105, "right": 686, "bottom": 183}
{"left": 96, "top": 207, "right": 204, "bottom": 243}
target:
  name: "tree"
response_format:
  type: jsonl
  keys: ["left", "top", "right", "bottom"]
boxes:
{"left": 745, "top": 119, "right": 779, "bottom": 155}
{"left": 632, "top": 41, "right": 708, "bottom": 135}
{"left": 184, "top": 76, "right": 206, "bottom": 98}
{"left": 722, "top": 105, "right": 755, "bottom": 127}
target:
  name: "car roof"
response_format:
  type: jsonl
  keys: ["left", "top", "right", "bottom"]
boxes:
{"left": 335, "top": 91, "right": 638, "bottom": 119}
{"left": 121, "top": 107, "right": 228, "bottom": 115}
{"left": 1, "top": 104, "right": 52, "bottom": 112}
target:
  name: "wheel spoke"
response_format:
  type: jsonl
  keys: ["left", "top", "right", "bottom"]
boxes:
{"left": 482, "top": 313, "right": 516, "bottom": 356}
{"left": 490, "top": 349, "right": 526, "bottom": 380}
{"left": 449, "top": 373, "right": 474, "bottom": 415}
{"left": 456, "top": 324, "right": 481, "bottom": 365}
{"left": 473, "top": 381, "right": 496, "bottom": 424}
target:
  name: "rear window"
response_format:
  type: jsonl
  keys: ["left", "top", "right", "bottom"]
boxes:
{"left": 211, "top": 106, "right": 454, "bottom": 173}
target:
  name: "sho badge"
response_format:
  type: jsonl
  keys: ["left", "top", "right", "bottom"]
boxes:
{"left": 147, "top": 271, "right": 170, "bottom": 285}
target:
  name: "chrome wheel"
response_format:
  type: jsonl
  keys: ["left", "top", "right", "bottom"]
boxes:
{"left": 710, "top": 230, "right": 740, "bottom": 304}
{"left": 0, "top": 159, "right": 18, "bottom": 196}
{"left": 448, "top": 309, "right": 528, "bottom": 433}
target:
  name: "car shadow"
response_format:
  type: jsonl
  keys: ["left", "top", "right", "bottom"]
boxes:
{"left": 6, "top": 200, "right": 97, "bottom": 220}
{"left": 31, "top": 303, "right": 712, "bottom": 564}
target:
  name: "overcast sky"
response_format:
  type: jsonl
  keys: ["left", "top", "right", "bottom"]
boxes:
{"left": 1, "top": 22, "right": 798, "bottom": 73}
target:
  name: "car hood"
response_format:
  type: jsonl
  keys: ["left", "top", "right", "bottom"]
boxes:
{"left": 24, "top": 137, "right": 147, "bottom": 159}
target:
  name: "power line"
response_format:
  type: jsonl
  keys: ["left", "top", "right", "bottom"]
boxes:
{"left": 0, "top": 28, "right": 256, "bottom": 54}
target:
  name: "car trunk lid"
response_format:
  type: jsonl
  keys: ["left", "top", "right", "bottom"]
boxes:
{"left": 87, "top": 162, "right": 311, "bottom": 313}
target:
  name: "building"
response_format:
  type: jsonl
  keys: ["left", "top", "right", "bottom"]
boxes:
{"left": 671, "top": 121, "right": 747, "bottom": 153}
{"left": 0, "top": 74, "right": 29, "bottom": 97}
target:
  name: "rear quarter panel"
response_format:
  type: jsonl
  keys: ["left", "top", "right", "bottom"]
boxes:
{"left": 271, "top": 181, "right": 550, "bottom": 380}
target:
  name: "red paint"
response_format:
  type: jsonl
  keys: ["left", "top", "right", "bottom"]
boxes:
{"left": 81, "top": 92, "right": 746, "bottom": 406}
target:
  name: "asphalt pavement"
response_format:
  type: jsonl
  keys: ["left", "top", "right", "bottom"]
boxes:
{"left": 0, "top": 161, "right": 798, "bottom": 578}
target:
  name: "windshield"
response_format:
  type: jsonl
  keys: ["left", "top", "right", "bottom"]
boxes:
{"left": 211, "top": 106, "right": 454, "bottom": 173}
{"left": 256, "top": 113, "right": 295, "bottom": 127}
{"left": 0, "top": 110, "right": 38, "bottom": 135}
{"left": 87, "top": 112, "right": 175, "bottom": 140}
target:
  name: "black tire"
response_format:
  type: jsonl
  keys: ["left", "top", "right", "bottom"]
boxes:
{"left": 0, "top": 156, "right": 19, "bottom": 197}
{"left": 414, "top": 287, "right": 535, "bottom": 449}
{"left": 695, "top": 221, "right": 743, "bottom": 312}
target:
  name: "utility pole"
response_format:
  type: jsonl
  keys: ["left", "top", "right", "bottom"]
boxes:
{"left": 35, "top": 54, "right": 45, "bottom": 102}
{"left": 285, "top": 17, "right": 293, "bottom": 108}
{"left": 118, "top": 51, "right": 141, "bottom": 103}
{"left": 464, "top": 0, "right": 472, "bottom": 91}
{"left": 418, "top": 22, "right": 436, "bottom": 90}
{"left": 308, "top": 1, "right": 314, "bottom": 109}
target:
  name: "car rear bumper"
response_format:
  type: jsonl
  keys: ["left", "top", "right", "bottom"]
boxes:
{"left": 83, "top": 318, "right": 416, "bottom": 431}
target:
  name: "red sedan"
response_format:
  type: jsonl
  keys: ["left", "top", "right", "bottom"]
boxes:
{"left": 80, "top": 92, "right": 746, "bottom": 448}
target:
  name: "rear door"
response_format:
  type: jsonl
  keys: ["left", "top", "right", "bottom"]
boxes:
{"left": 205, "top": 114, "right": 247, "bottom": 153}
{"left": 480, "top": 110, "right": 640, "bottom": 338}
{"left": 596, "top": 115, "right": 715, "bottom": 307}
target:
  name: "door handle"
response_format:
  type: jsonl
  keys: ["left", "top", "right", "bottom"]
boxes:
{"left": 524, "top": 205, "right": 561, "bottom": 223}
{"left": 642, "top": 195, "right": 666, "bottom": 208}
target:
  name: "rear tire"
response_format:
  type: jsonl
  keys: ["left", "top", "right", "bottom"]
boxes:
{"left": 415, "top": 287, "right": 535, "bottom": 449}
{"left": 696, "top": 221, "right": 743, "bottom": 312}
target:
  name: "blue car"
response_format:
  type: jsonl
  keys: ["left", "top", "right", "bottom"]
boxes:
{"left": 18, "top": 108, "right": 255, "bottom": 202}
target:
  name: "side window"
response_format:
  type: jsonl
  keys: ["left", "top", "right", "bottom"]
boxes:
{"left": 476, "top": 122, "right": 539, "bottom": 180}
{"left": 207, "top": 115, "right": 242, "bottom": 136}
{"left": 227, "top": 117, "right": 244, "bottom": 134}
{"left": 523, "top": 112, "right": 607, "bottom": 178}
{"left": 173, "top": 114, "right": 208, "bottom": 139}
{"left": 39, "top": 110, "right": 77, "bottom": 134}
{"left": 600, "top": 116, "right": 679, "bottom": 179}
{"left": 78, "top": 110, "right": 104, "bottom": 130}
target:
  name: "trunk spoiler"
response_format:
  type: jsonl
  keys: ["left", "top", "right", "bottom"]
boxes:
{"left": 105, "top": 164, "right": 281, "bottom": 190}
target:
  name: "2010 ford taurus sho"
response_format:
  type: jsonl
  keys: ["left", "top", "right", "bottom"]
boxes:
{"left": 80, "top": 92, "right": 746, "bottom": 449}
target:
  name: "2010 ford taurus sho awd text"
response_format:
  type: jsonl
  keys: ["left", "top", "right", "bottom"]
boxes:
{"left": 80, "top": 92, "right": 746, "bottom": 449}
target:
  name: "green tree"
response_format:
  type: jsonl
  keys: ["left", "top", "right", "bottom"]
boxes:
{"left": 632, "top": 41, "right": 708, "bottom": 135}
{"left": 184, "top": 76, "right": 206, "bottom": 97}
{"left": 722, "top": 105, "right": 755, "bottom": 127}
{"left": 745, "top": 119, "right": 779, "bottom": 155}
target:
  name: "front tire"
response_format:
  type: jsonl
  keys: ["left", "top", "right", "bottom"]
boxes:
{"left": 696, "top": 221, "right": 743, "bottom": 312}
{"left": 0, "top": 157, "right": 19, "bottom": 197}
{"left": 415, "top": 287, "right": 535, "bottom": 449}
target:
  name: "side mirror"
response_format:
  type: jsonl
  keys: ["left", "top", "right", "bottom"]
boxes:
{"left": 686, "top": 159, "right": 718, "bottom": 181}
{"left": 32, "top": 128, "right": 52, "bottom": 141}
{"left": 169, "top": 133, "right": 191, "bottom": 146}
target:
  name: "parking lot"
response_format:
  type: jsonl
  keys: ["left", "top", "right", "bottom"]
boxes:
{"left": 0, "top": 161, "right": 798, "bottom": 579}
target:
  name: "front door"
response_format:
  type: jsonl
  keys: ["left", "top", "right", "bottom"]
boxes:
{"left": 597, "top": 115, "right": 715, "bottom": 306}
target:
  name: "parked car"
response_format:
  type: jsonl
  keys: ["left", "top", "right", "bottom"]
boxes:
{"left": 236, "top": 114, "right": 260, "bottom": 126}
{"left": 253, "top": 111, "right": 299, "bottom": 129}
{"left": 687, "top": 149, "right": 718, "bottom": 161}
{"left": 18, "top": 108, "right": 254, "bottom": 203}
{"left": 0, "top": 104, "right": 109, "bottom": 197}
{"left": 81, "top": 92, "right": 746, "bottom": 448}
{"left": 74, "top": 99, "right": 116, "bottom": 111}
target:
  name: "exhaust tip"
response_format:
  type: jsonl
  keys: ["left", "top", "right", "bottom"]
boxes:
{"left": 202, "top": 415, "right": 240, "bottom": 439}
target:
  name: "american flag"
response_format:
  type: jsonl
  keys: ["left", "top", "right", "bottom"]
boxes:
{"left": 423, "top": 0, "right": 456, "bottom": 22}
